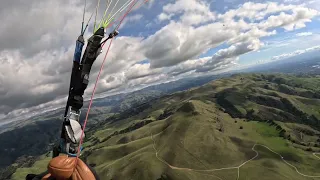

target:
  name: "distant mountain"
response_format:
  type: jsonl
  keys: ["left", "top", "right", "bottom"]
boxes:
{"left": 7, "top": 73, "right": 320, "bottom": 180}
{"left": 242, "top": 51, "right": 320, "bottom": 74}
{"left": 91, "top": 74, "right": 226, "bottom": 109}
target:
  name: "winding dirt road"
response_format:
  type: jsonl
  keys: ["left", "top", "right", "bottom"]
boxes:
{"left": 151, "top": 133, "right": 320, "bottom": 180}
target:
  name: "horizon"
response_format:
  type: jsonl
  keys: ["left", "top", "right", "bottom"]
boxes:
{"left": 1, "top": 53, "right": 318, "bottom": 127}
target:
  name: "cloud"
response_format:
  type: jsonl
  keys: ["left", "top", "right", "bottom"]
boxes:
{"left": 258, "top": 7, "right": 319, "bottom": 31}
{"left": 127, "top": 14, "right": 143, "bottom": 22}
{"left": 127, "top": 73, "right": 169, "bottom": 87}
{"left": 296, "top": 32, "right": 313, "bottom": 36}
{"left": 0, "top": 0, "right": 149, "bottom": 121}
{"left": 118, "top": 14, "right": 144, "bottom": 29}
{"left": 97, "top": 74, "right": 126, "bottom": 93}
{"left": 218, "top": 2, "right": 319, "bottom": 32}
{"left": 1, "top": 97, "right": 67, "bottom": 126}
{"left": 160, "top": 0, "right": 215, "bottom": 25}
{"left": 125, "top": 63, "right": 161, "bottom": 80}
{"left": 271, "top": 45, "right": 320, "bottom": 60}
{"left": 146, "top": 1, "right": 319, "bottom": 72}
{"left": 0, "top": 0, "right": 84, "bottom": 56}
{"left": 219, "top": 2, "right": 296, "bottom": 22}
{"left": 213, "top": 40, "right": 263, "bottom": 63}
{"left": 196, "top": 57, "right": 239, "bottom": 73}
{"left": 0, "top": 48, "right": 72, "bottom": 114}
{"left": 228, "top": 28, "right": 277, "bottom": 44}
{"left": 147, "top": 1, "right": 319, "bottom": 70}
{"left": 142, "top": 21, "right": 236, "bottom": 68}
{"left": 168, "top": 57, "right": 210, "bottom": 76}
{"left": 158, "top": 13, "right": 173, "bottom": 22}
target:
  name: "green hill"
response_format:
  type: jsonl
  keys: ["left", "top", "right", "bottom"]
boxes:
{"left": 11, "top": 73, "right": 320, "bottom": 180}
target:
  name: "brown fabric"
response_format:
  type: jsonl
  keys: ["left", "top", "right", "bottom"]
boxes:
{"left": 48, "top": 156, "right": 76, "bottom": 179}
{"left": 47, "top": 156, "right": 96, "bottom": 180}
{"left": 71, "top": 158, "right": 96, "bottom": 180}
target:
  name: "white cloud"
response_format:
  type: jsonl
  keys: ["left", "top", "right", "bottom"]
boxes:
{"left": 125, "top": 63, "right": 161, "bottom": 80}
{"left": 149, "top": 1, "right": 319, "bottom": 70}
{"left": 158, "top": 13, "right": 173, "bottom": 22}
{"left": 296, "top": 32, "right": 313, "bottom": 36}
{"left": 259, "top": 7, "right": 319, "bottom": 31}
{"left": 271, "top": 45, "right": 320, "bottom": 60}
{"left": 215, "top": 40, "right": 262, "bottom": 62}
{"left": 98, "top": 73, "right": 126, "bottom": 93}
{"left": 0, "top": 48, "right": 72, "bottom": 112}
{"left": 161, "top": 0, "right": 215, "bottom": 25}
{"left": 168, "top": 57, "right": 210, "bottom": 76}
{"left": 197, "top": 57, "right": 239, "bottom": 73}
{"left": 142, "top": 21, "right": 236, "bottom": 68}
{"left": 219, "top": 2, "right": 296, "bottom": 22}
{"left": 127, "top": 14, "right": 143, "bottom": 22}
{"left": 229, "top": 27, "right": 277, "bottom": 44}
{"left": 127, "top": 73, "right": 169, "bottom": 87}
{"left": 119, "top": 14, "right": 144, "bottom": 29}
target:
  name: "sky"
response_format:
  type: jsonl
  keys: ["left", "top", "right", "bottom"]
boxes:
{"left": 0, "top": 0, "right": 319, "bottom": 124}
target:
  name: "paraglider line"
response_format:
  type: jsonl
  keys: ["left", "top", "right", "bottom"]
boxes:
{"left": 94, "top": 0, "right": 101, "bottom": 33}
{"left": 75, "top": 38, "right": 113, "bottom": 161}
{"left": 105, "top": 0, "right": 148, "bottom": 29}
{"left": 73, "top": 0, "right": 150, "bottom": 173}
{"left": 100, "top": 0, "right": 138, "bottom": 46}
{"left": 109, "top": 0, "right": 121, "bottom": 21}
{"left": 81, "top": 0, "right": 87, "bottom": 34}
{"left": 75, "top": 0, "right": 146, "bottom": 163}
{"left": 98, "top": 0, "right": 112, "bottom": 32}
{"left": 104, "top": 0, "right": 133, "bottom": 27}
{"left": 116, "top": 0, "right": 149, "bottom": 30}
{"left": 82, "top": 0, "right": 101, "bottom": 35}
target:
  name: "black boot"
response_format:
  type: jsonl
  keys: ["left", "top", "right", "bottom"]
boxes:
{"left": 52, "top": 143, "right": 61, "bottom": 158}
{"left": 25, "top": 174, "right": 37, "bottom": 180}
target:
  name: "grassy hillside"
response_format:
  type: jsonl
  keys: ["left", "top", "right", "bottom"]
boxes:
{"left": 12, "top": 73, "right": 320, "bottom": 180}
